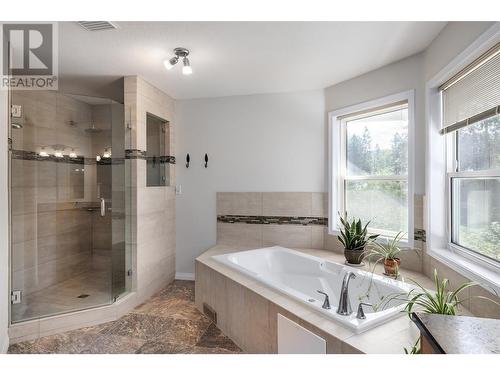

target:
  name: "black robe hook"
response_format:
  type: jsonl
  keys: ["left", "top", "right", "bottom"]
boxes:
{"left": 204, "top": 153, "right": 208, "bottom": 168}
{"left": 186, "top": 153, "right": 190, "bottom": 168}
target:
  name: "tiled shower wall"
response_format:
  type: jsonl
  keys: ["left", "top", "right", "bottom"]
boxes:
{"left": 124, "top": 76, "right": 176, "bottom": 303}
{"left": 11, "top": 91, "right": 111, "bottom": 295}
{"left": 216, "top": 192, "right": 425, "bottom": 273}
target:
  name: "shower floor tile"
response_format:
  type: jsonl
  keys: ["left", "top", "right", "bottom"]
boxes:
{"left": 11, "top": 266, "right": 113, "bottom": 323}
{"left": 8, "top": 280, "right": 242, "bottom": 354}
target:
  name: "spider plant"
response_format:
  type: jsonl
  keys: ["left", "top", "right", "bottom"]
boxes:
{"left": 404, "top": 269, "right": 476, "bottom": 316}
{"left": 404, "top": 338, "right": 421, "bottom": 354}
{"left": 364, "top": 231, "right": 419, "bottom": 276}
{"left": 378, "top": 269, "right": 476, "bottom": 315}
{"left": 365, "top": 231, "right": 407, "bottom": 261}
{"left": 392, "top": 270, "right": 499, "bottom": 354}
{"left": 337, "top": 213, "right": 379, "bottom": 251}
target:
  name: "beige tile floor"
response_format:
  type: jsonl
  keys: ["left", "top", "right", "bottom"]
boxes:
{"left": 8, "top": 280, "right": 242, "bottom": 354}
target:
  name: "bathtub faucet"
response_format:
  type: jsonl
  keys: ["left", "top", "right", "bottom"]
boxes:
{"left": 337, "top": 271, "right": 356, "bottom": 316}
{"left": 316, "top": 290, "right": 331, "bottom": 310}
{"left": 356, "top": 302, "right": 373, "bottom": 319}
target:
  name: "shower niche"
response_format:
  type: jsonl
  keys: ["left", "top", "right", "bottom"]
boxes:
{"left": 9, "top": 90, "right": 129, "bottom": 323}
{"left": 146, "top": 113, "right": 170, "bottom": 187}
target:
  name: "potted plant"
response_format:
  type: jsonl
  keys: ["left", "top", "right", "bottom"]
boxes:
{"left": 365, "top": 231, "right": 417, "bottom": 277}
{"left": 337, "top": 213, "right": 379, "bottom": 265}
{"left": 376, "top": 269, "right": 497, "bottom": 353}
{"left": 403, "top": 269, "right": 478, "bottom": 316}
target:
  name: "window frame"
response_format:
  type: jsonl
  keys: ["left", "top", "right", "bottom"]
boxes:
{"left": 426, "top": 23, "right": 500, "bottom": 294}
{"left": 445, "top": 119, "right": 500, "bottom": 266}
{"left": 328, "top": 90, "right": 415, "bottom": 246}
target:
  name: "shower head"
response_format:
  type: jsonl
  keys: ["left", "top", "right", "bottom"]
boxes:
{"left": 11, "top": 123, "right": 23, "bottom": 129}
{"left": 85, "top": 123, "right": 102, "bottom": 133}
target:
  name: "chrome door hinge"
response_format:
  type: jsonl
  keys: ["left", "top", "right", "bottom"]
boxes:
{"left": 11, "top": 290, "right": 22, "bottom": 304}
{"left": 8, "top": 137, "right": 12, "bottom": 151}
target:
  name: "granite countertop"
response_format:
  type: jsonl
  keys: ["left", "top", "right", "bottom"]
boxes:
{"left": 196, "top": 245, "right": 447, "bottom": 354}
{"left": 412, "top": 312, "right": 500, "bottom": 354}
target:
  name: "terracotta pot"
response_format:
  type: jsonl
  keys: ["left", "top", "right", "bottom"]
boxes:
{"left": 344, "top": 248, "right": 365, "bottom": 265}
{"left": 384, "top": 258, "right": 401, "bottom": 276}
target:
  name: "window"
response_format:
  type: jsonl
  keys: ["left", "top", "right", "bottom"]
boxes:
{"left": 329, "top": 91, "right": 414, "bottom": 242}
{"left": 427, "top": 31, "right": 500, "bottom": 293}
{"left": 441, "top": 43, "right": 500, "bottom": 263}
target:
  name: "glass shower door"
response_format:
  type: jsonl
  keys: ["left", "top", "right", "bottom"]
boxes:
{"left": 9, "top": 91, "right": 127, "bottom": 323}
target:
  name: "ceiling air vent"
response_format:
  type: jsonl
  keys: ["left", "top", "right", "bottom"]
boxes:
{"left": 77, "top": 21, "right": 118, "bottom": 31}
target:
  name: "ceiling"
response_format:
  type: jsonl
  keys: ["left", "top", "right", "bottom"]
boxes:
{"left": 59, "top": 22, "right": 447, "bottom": 100}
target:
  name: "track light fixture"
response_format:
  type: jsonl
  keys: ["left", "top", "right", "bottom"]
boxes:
{"left": 164, "top": 47, "right": 192, "bottom": 75}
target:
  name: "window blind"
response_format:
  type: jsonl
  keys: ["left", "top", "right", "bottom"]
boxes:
{"left": 441, "top": 43, "right": 500, "bottom": 132}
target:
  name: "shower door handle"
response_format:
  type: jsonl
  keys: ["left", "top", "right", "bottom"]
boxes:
{"left": 100, "top": 198, "right": 106, "bottom": 217}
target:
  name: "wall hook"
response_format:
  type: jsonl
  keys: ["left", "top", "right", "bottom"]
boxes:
{"left": 204, "top": 153, "right": 209, "bottom": 168}
{"left": 186, "top": 153, "right": 190, "bottom": 168}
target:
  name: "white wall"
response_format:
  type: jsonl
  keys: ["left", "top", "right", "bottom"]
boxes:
{"left": 424, "top": 22, "right": 495, "bottom": 80}
{"left": 325, "top": 52, "right": 425, "bottom": 194}
{"left": 0, "top": 89, "right": 9, "bottom": 352}
{"left": 175, "top": 90, "right": 326, "bottom": 275}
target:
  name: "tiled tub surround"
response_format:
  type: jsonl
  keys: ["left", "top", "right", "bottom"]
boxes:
{"left": 216, "top": 192, "right": 425, "bottom": 273}
{"left": 196, "top": 245, "right": 433, "bottom": 354}
{"left": 207, "top": 193, "right": 500, "bottom": 352}
{"left": 195, "top": 245, "right": 500, "bottom": 354}
{"left": 217, "top": 193, "right": 500, "bottom": 318}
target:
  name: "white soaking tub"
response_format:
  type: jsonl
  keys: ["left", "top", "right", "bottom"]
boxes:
{"left": 212, "top": 246, "right": 413, "bottom": 333}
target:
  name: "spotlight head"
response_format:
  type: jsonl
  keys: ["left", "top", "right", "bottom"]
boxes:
{"left": 164, "top": 56, "right": 178, "bottom": 70}
{"left": 182, "top": 57, "right": 192, "bottom": 75}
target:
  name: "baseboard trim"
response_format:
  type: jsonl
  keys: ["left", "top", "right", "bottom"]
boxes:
{"left": 175, "top": 272, "right": 195, "bottom": 281}
{"left": 0, "top": 331, "right": 9, "bottom": 353}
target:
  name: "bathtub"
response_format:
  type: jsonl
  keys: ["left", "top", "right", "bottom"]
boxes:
{"left": 212, "top": 246, "right": 413, "bottom": 333}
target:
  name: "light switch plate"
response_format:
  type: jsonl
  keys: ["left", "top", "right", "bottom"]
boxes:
{"left": 11, "top": 104, "right": 22, "bottom": 118}
{"left": 175, "top": 185, "right": 182, "bottom": 195}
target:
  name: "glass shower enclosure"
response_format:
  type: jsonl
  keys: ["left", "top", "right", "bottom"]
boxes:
{"left": 9, "top": 90, "right": 129, "bottom": 323}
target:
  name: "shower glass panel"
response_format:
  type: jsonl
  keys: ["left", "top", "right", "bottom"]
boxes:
{"left": 9, "top": 90, "right": 128, "bottom": 323}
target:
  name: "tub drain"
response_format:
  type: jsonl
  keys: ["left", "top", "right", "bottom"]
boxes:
{"left": 308, "top": 298, "right": 315, "bottom": 303}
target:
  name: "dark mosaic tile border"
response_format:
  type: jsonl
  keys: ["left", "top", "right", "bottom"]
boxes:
{"left": 125, "top": 149, "right": 176, "bottom": 164}
{"left": 12, "top": 149, "right": 176, "bottom": 165}
{"left": 125, "top": 149, "right": 147, "bottom": 159}
{"left": 218, "top": 215, "right": 427, "bottom": 241}
{"left": 145, "top": 156, "right": 176, "bottom": 164}
{"left": 414, "top": 228, "right": 426, "bottom": 242}
{"left": 96, "top": 158, "right": 124, "bottom": 165}
{"left": 12, "top": 149, "right": 89, "bottom": 164}
{"left": 12, "top": 149, "right": 126, "bottom": 165}
{"left": 217, "top": 215, "right": 328, "bottom": 226}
